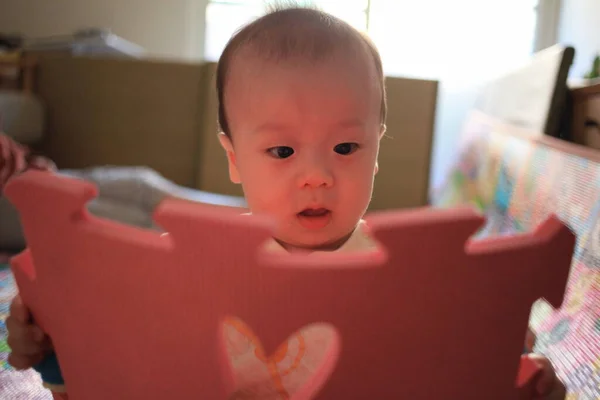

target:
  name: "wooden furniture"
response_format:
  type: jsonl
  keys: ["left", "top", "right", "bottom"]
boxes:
{"left": 0, "top": 53, "right": 36, "bottom": 93}
{"left": 570, "top": 80, "right": 600, "bottom": 150}
{"left": 474, "top": 45, "right": 574, "bottom": 140}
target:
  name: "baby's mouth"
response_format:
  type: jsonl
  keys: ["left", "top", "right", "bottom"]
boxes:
{"left": 298, "top": 208, "right": 330, "bottom": 217}
{"left": 297, "top": 208, "right": 332, "bottom": 229}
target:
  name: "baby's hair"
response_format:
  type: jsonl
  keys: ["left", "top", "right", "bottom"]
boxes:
{"left": 215, "top": 2, "right": 387, "bottom": 137}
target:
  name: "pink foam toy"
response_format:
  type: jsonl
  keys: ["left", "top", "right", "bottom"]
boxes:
{"left": 5, "top": 170, "right": 576, "bottom": 399}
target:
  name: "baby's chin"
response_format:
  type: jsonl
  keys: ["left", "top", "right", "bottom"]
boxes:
{"left": 274, "top": 230, "right": 354, "bottom": 252}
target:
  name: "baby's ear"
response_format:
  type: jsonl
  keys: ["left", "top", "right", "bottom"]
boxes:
{"left": 379, "top": 124, "right": 387, "bottom": 139}
{"left": 218, "top": 132, "right": 241, "bottom": 184}
{"left": 374, "top": 124, "right": 386, "bottom": 175}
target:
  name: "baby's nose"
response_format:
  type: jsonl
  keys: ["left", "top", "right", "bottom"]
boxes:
{"left": 297, "top": 160, "right": 334, "bottom": 188}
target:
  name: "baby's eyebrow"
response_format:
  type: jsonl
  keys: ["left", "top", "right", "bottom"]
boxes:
{"left": 251, "top": 119, "right": 366, "bottom": 135}
{"left": 252, "top": 123, "right": 291, "bottom": 134}
{"left": 336, "top": 118, "right": 366, "bottom": 129}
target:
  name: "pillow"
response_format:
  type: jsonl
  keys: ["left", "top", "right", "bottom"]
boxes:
{"left": 0, "top": 90, "right": 45, "bottom": 144}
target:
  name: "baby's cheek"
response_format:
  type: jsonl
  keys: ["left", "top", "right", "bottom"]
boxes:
{"left": 240, "top": 167, "right": 281, "bottom": 199}
{"left": 245, "top": 184, "right": 289, "bottom": 215}
{"left": 342, "top": 172, "right": 374, "bottom": 202}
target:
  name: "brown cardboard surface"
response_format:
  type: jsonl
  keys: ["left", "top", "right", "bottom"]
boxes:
{"left": 35, "top": 56, "right": 437, "bottom": 209}
{"left": 373, "top": 77, "right": 437, "bottom": 210}
{"left": 37, "top": 56, "right": 205, "bottom": 188}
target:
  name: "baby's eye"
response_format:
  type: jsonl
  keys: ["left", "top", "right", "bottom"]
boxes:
{"left": 334, "top": 142, "right": 359, "bottom": 155}
{"left": 267, "top": 146, "right": 295, "bottom": 159}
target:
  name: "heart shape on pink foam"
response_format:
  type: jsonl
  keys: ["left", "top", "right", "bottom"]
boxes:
{"left": 223, "top": 317, "right": 340, "bottom": 399}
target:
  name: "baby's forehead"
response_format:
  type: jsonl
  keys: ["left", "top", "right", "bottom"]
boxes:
{"left": 228, "top": 47, "right": 374, "bottom": 80}
{"left": 225, "top": 54, "right": 381, "bottom": 135}
{"left": 223, "top": 42, "right": 382, "bottom": 129}
{"left": 226, "top": 33, "right": 380, "bottom": 97}
{"left": 225, "top": 51, "right": 379, "bottom": 114}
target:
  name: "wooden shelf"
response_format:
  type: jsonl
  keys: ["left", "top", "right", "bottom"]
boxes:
{"left": 0, "top": 54, "right": 37, "bottom": 94}
{"left": 570, "top": 82, "right": 600, "bottom": 150}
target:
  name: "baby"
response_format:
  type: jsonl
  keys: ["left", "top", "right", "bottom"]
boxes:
{"left": 6, "top": 5, "right": 565, "bottom": 400}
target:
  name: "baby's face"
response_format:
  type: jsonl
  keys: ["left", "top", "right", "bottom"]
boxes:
{"left": 220, "top": 49, "right": 383, "bottom": 250}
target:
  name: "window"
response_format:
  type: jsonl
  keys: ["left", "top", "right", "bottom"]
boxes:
{"left": 368, "top": 0, "right": 540, "bottom": 84}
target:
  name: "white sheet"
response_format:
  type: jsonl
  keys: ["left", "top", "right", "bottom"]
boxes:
{"left": 60, "top": 166, "right": 247, "bottom": 230}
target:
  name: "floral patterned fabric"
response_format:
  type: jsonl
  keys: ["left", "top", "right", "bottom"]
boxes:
{"left": 0, "top": 264, "right": 53, "bottom": 399}
{"left": 433, "top": 111, "right": 600, "bottom": 400}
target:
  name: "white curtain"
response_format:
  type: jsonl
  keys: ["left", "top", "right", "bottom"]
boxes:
{"left": 204, "top": 0, "right": 541, "bottom": 194}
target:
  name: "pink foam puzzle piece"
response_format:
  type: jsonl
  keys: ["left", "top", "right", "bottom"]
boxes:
{"left": 5, "top": 170, "right": 576, "bottom": 399}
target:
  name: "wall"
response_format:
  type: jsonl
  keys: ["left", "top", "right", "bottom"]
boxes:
{"left": 0, "top": 0, "right": 209, "bottom": 60}
{"left": 558, "top": 0, "right": 600, "bottom": 78}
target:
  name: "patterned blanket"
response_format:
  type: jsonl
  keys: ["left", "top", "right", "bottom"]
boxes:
{"left": 433, "top": 111, "right": 600, "bottom": 400}
{"left": 0, "top": 264, "right": 52, "bottom": 399}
